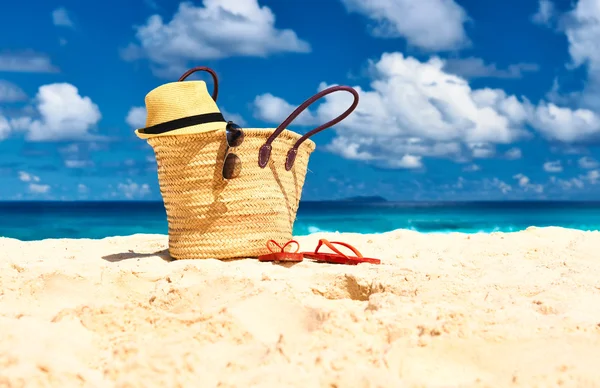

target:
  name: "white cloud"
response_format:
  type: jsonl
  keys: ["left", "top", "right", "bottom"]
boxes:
{"left": 0, "top": 51, "right": 59, "bottom": 73}
{"left": 0, "top": 81, "right": 26, "bottom": 102}
{"left": 564, "top": 0, "right": 600, "bottom": 71}
{"left": 388, "top": 154, "right": 423, "bottom": 169}
{"left": 469, "top": 143, "right": 496, "bottom": 158}
{"left": 253, "top": 93, "right": 317, "bottom": 126}
{"left": 527, "top": 102, "right": 600, "bottom": 142}
{"left": 579, "top": 156, "right": 599, "bottom": 169}
{"left": 18, "top": 171, "right": 50, "bottom": 194}
{"left": 513, "top": 173, "right": 544, "bottom": 193}
{"left": 532, "top": 0, "right": 555, "bottom": 26}
{"left": 325, "top": 136, "right": 376, "bottom": 162}
{"left": 513, "top": 173, "right": 529, "bottom": 186}
{"left": 339, "top": 0, "right": 470, "bottom": 51}
{"left": 443, "top": 57, "right": 539, "bottom": 79}
{"left": 52, "top": 7, "right": 74, "bottom": 28}
{"left": 78, "top": 183, "right": 89, "bottom": 194}
{"left": 18, "top": 171, "right": 40, "bottom": 182}
{"left": 549, "top": 176, "right": 584, "bottom": 189}
{"left": 253, "top": 51, "right": 600, "bottom": 167}
{"left": 29, "top": 183, "right": 51, "bottom": 194}
{"left": 126, "top": 106, "right": 147, "bottom": 128}
{"left": 505, "top": 147, "right": 522, "bottom": 160}
{"left": 559, "top": 0, "right": 600, "bottom": 110}
{"left": 14, "top": 83, "right": 102, "bottom": 141}
{"left": 118, "top": 180, "right": 151, "bottom": 199}
{"left": 543, "top": 160, "right": 563, "bottom": 172}
{"left": 253, "top": 53, "right": 532, "bottom": 166}
{"left": 122, "top": 0, "right": 310, "bottom": 77}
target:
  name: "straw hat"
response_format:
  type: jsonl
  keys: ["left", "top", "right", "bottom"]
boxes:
{"left": 134, "top": 80, "right": 226, "bottom": 139}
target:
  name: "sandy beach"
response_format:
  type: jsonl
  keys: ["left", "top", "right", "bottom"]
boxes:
{"left": 1, "top": 227, "right": 600, "bottom": 387}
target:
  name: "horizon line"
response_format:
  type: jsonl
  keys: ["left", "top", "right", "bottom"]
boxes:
{"left": 1, "top": 199, "right": 600, "bottom": 203}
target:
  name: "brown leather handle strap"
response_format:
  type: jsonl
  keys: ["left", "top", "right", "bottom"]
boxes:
{"left": 258, "top": 85, "right": 359, "bottom": 170}
{"left": 178, "top": 66, "right": 219, "bottom": 101}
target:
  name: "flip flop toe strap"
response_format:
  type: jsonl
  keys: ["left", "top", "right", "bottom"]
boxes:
{"left": 315, "top": 239, "right": 364, "bottom": 258}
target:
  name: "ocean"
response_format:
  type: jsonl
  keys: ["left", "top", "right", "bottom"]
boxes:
{"left": 1, "top": 201, "right": 600, "bottom": 241}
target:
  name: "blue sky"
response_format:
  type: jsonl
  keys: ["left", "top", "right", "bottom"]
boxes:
{"left": 2, "top": 0, "right": 600, "bottom": 201}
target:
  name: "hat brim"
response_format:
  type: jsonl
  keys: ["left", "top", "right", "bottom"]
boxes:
{"left": 135, "top": 117, "right": 227, "bottom": 139}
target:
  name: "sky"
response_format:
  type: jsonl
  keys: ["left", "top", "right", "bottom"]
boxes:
{"left": 2, "top": 0, "right": 600, "bottom": 201}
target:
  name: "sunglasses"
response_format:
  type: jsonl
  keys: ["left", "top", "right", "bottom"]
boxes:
{"left": 222, "top": 121, "right": 244, "bottom": 179}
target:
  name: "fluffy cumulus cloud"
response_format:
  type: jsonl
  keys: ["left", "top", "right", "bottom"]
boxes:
{"left": 122, "top": 0, "right": 310, "bottom": 77}
{"left": 126, "top": 106, "right": 147, "bottom": 128}
{"left": 563, "top": 0, "right": 600, "bottom": 72}
{"left": 554, "top": 0, "right": 600, "bottom": 111}
{"left": 527, "top": 0, "right": 600, "bottom": 144}
{"left": 253, "top": 52, "right": 600, "bottom": 169}
{"left": 2, "top": 83, "right": 102, "bottom": 142}
{"left": 527, "top": 102, "right": 600, "bottom": 142}
{"left": 253, "top": 93, "right": 317, "bottom": 126}
{"left": 255, "top": 53, "right": 531, "bottom": 160}
{"left": 339, "top": 0, "right": 470, "bottom": 51}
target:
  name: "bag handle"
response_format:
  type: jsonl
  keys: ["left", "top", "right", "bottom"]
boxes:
{"left": 258, "top": 85, "right": 359, "bottom": 170}
{"left": 178, "top": 66, "right": 219, "bottom": 101}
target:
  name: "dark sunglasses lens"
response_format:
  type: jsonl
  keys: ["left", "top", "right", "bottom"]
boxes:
{"left": 223, "top": 153, "right": 242, "bottom": 179}
{"left": 226, "top": 121, "right": 241, "bottom": 131}
{"left": 226, "top": 128, "right": 244, "bottom": 147}
{"left": 226, "top": 122, "right": 244, "bottom": 147}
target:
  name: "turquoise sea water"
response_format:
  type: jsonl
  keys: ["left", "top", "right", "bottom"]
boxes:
{"left": 1, "top": 201, "right": 600, "bottom": 241}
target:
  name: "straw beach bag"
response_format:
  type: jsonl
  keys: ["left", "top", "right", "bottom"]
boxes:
{"left": 136, "top": 66, "right": 359, "bottom": 260}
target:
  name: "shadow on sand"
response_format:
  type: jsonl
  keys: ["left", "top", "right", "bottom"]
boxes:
{"left": 101, "top": 249, "right": 173, "bottom": 263}
{"left": 101, "top": 251, "right": 306, "bottom": 267}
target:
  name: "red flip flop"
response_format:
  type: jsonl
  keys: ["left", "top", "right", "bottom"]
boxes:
{"left": 301, "top": 239, "right": 381, "bottom": 265}
{"left": 258, "top": 239, "right": 304, "bottom": 263}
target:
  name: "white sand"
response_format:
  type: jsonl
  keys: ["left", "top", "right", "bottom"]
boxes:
{"left": 1, "top": 227, "right": 600, "bottom": 387}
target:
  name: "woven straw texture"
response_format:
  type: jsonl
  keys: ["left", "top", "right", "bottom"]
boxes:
{"left": 135, "top": 81, "right": 224, "bottom": 139}
{"left": 147, "top": 128, "right": 316, "bottom": 260}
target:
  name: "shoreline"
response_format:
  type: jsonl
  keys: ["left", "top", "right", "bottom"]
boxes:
{"left": 2, "top": 224, "right": 600, "bottom": 243}
{"left": 2, "top": 228, "right": 600, "bottom": 386}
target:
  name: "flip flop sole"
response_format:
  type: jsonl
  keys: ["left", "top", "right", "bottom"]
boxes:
{"left": 258, "top": 252, "right": 304, "bottom": 262}
{"left": 302, "top": 252, "right": 381, "bottom": 265}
